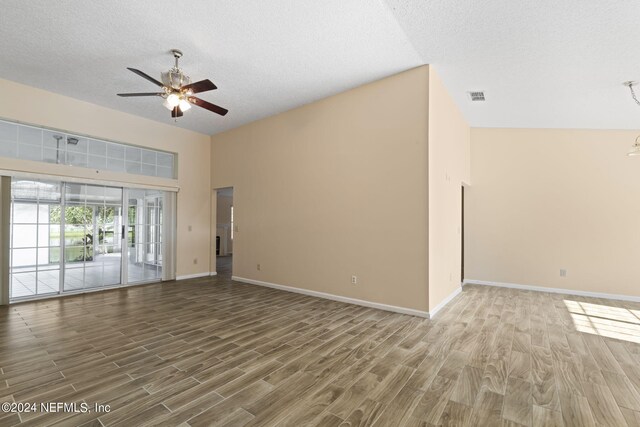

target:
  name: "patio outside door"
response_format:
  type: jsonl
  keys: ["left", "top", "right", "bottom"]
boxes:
{"left": 9, "top": 178, "right": 172, "bottom": 301}
{"left": 9, "top": 180, "right": 63, "bottom": 298}
{"left": 126, "top": 189, "right": 163, "bottom": 283}
{"left": 62, "top": 183, "right": 123, "bottom": 292}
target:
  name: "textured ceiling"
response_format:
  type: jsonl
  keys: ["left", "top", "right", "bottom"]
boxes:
{"left": 386, "top": 0, "right": 640, "bottom": 130}
{"left": 0, "top": 1, "right": 421, "bottom": 135}
{"left": 1, "top": 1, "right": 640, "bottom": 135}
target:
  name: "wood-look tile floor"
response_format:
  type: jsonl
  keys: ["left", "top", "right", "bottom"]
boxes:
{"left": 1, "top": 264, "right": 640, "bottom": 426}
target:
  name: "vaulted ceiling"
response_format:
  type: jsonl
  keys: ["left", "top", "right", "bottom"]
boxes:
{"left": 1, "top": 1, "right": 639, "bottom": 135}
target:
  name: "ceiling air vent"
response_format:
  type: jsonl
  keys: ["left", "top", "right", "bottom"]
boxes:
{"left": 467, "top": 91, "right": 485, "bottom": 102}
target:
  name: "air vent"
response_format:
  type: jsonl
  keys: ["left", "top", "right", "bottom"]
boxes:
{"left": 468, "top": 91, "right": 485, "bottom": 102}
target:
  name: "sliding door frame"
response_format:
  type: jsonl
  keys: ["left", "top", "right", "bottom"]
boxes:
{"left": 6, "top": 177, "right": 175, "bottom": 303}
{"left": 59, "top": 183, "right": 66, "bottom": 294}
{"left": 121, "top": 188, "right": 129, "bottom": 286}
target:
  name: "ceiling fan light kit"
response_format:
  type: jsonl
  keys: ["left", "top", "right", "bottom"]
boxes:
{"left": 117, "top": 49, "right": 228, "bottom": 119}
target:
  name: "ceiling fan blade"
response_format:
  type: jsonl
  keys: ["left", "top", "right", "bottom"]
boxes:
{"left": 117, "top": 92, "right": 163, "bottom": 97}
{"left": 127, "top": 67, "right": 164, "bottom": 87}
{"left": 182, "top": 79, "right": 217, "bottom": 94}
{"left": 171, "top": 106, "right": 184, "bottom": 118}
{"left": 189, "top": 97, "right": 228, "bottom": 116}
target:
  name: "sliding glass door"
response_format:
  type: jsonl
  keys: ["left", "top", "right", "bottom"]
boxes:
{"left": 9, "top": 178, "right": 171, "bottom": 301}
{"left": 63, "top": 183, "right": 123, "bottom": 292}
{"left": 127, "top": 189, "right": 163, "bottom": 283}
{"left": 9, "top": 180, "right": 62, "bottom": 298}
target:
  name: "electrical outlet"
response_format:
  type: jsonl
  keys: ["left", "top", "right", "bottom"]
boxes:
{"left": 351, "top": 276, "right": 357, "bottom": 285}
{"left": 560, "top": 269, "right": 567, "bottom": 277}
{"left": 193, "top": 258, "right": 198, "bottom": 265}
{"left": 188, "top": 225, "right": 192, "bottom": 232}
{"left": 257, "top": 264, "right": 261, "bottom": 271}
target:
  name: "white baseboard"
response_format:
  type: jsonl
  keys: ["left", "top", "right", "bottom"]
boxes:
{"left": 210, "top": 272, "right": 217, "bottom": 276}
{"left": 429, "top": 286, "right": 463, "bottom": 318}
{"left": 176, "top": 272, "right": 212, "bottom": 281}
{"left": 231, "top": 276, "right": 430, "bottom": 318}
{"left": 463, "top": 279, "right": 640, "bottom": 303}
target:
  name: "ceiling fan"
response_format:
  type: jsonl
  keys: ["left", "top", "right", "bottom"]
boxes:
{"left": 117, "top": 49, "right": 228, "bottom": 119}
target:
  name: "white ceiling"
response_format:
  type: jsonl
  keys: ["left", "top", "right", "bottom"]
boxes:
{"left": 386, "top": 0, "right": 640, "bottom": 130}
{"left": 1, "top": 1, "right": 639, "bottom": 135}
{"left": 0, "top": 1, "right": 420, "bottom": 135}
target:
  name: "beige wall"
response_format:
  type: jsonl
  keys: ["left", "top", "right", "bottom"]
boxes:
{"left": 0, "top": 78, "right": 212, "bottom": 278}
{"left": 212, "top": 66, "right": 430, "bottom": 312}
{"left": 466, "top": 128, "right": 640, "bottom": 297}
{"left": 427, "top": 68, "right": 471, "bottom": 312}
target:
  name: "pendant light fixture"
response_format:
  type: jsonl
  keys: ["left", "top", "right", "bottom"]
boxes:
{"left": 628, "top": 136, "right": 640, "bottom": 156}
{"left": 624, "top": 81, "right": 640, "bottom": 156}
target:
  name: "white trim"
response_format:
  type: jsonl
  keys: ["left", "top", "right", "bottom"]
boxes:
{"left": 429, "top": 286, "right": 463, "bottom": 318}
{"left": 231, "top": 276, "right": 430, "bottom": 318}
{"left": 463, "top": 279, "right": 640, "bottom": 302}
{"left": 10, "top": 279, "right": 159, "bottom": 305}
{"left": 210, "top": 272, "right": 217, "bottom": 276}
{"left": 176, "top": 272, "right": 212, "bottom": 281}
{"left": 1, "top": 168, "right": 179, "bottom": 192}
{"left": 0, "top": 116, "right": 175, "bottom": 156}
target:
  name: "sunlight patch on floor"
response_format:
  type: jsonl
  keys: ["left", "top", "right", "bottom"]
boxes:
{"left": 564, "top": 300, "right": 640, "bottom": 344}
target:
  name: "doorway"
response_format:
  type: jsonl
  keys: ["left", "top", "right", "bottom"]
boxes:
{"left": 215, "top": 187, "right": 233, "bottom": 278}
{"left": 9, "top": 177, "right": 173, "bottom": 300}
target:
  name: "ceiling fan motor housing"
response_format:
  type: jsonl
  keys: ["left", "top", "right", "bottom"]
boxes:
{"left": 162, "top": 70, "right": 191, "bottom": 91}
